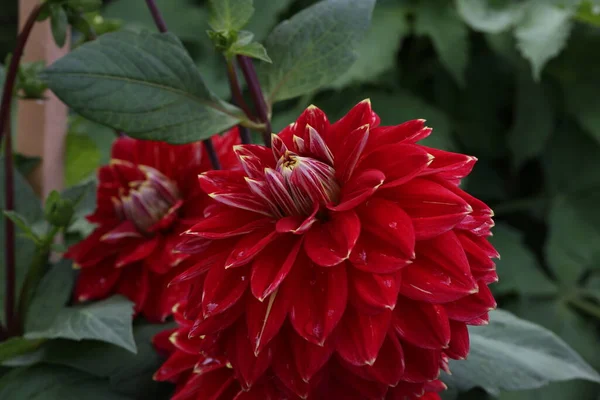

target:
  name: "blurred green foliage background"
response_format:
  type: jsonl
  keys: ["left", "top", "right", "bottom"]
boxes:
{"left": 2, "top": 0, "right": 600, "bottom": 398}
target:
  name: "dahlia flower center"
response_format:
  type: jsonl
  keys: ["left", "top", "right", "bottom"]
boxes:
{"left": 274, "top": 150, "right": 340, "bottom": 216}
{"left": 118, "top": 166, "right": 180, "bottom": 233}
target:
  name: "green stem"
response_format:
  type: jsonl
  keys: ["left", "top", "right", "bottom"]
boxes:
{"left": 568, "top": 296, "right": 600, "bottom": 320}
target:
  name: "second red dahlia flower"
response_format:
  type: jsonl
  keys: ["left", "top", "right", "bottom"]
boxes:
{"left": 66, "top": 130, "right": 239, "bottom": 322}
{"left": 164, "top": 100, "right": 498, "bottom": 398}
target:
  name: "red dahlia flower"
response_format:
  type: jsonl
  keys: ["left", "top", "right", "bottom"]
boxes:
{"left": 66, "top": 130, "right": 239, "bottom": 322}
{"left": 163, "top": 100, "right": 498, "bottom": 398}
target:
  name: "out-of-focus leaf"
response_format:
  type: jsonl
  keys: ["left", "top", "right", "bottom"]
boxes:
{"left": 443, "top": 309, "right": 600, "bottom": 395}
{"left": 65, "top": 132, "right": 101, "bottom": 186}
{"left": 246, "top": 0, "right": 294, "bottom": 40}
{"left": 508, "top": 69, "right": 554, "bottom": 168}
{"left": 415, "top": 2, "right": 469, "bottom": 86}
{"left": 546, "top": 189, "right": 600, "bottom": 285}
{"left": 491, "top": 224, "right": 557, "bottom": 297}
{"left": 0, "top": 365, "right": 130, "bottom": 400}
{"left": 498, "top": 381, "right": 600, "bottom": 400}
{"left": 25, "top": 260, "right": 74, "bottom": 334}
{"left": 331, "top": 4, "right": 409, "bottom": 88}
{"left": 0, "top": 337, "right": 44, "bottom": 364}
{"left": 0, "top": 158, "right": 43, "bottom": 326}
{"left": 229, "top": 39, "right": 271, "bottom": 62}
{"left": 14, "top": 153, "right": 41, "bottom": 176}
{"left": 43, "top": 31, "right": 244, "bottom": 144}
{"left": 258, "top": 0, "right": 376, "bottom": 103}
{"left": 208, "top": 0, "right": 254, "bottom": 32}
{"left": 574, "top": 1, "right": 600, "bottom": 27}
{"left": 50, "top": 4, "right": 68, "bottom": 48}
{"left": 456, "top": 0, "right": 524, "bottom": 33}
{"left": 25, "top": 295, "right": 136, "bottom": 353}
{"left": 514, "top": 4, "right": 573, "bottom": 80}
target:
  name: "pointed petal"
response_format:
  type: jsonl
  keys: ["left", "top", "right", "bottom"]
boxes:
{"left": 189, "top": 299, "right": 244, "bottom": 337}
{"left": 251, "top": 236, "right": 302, "bottom": 301}
{"left": 304, "top": 210, "right": 360, "bottom": 267}
{"left": 349, "top": 234, "right": 412, "bottom": 274}
{"left": 330, "top": 99, "right": 379, "bottom": 152}
{"left": 116, "top": 264, "right": 149, "bottom": 314}
{"left": 349, "top": 269, "right": 401, "bottom": 314}
{"left": 392, "top": 296, "right": 450, "bottom": 350}
{"left": 307, "top": 125, "right": 334, "bottom": 165}
{"left": 367, "top": 119, "right": 429, "bottom": 151}
{"left": 296, "top": 105, "right": 330, "bottom": 143}
{"left": 74, "top": 262, "right": 121, "bottom": 302}
{"left": 330, "top": 169, "right": 385, "bottom": 212}
{"left": 335, "top": 307, "right": 392, "bottom": 366}
{"left": 247, "top": 289, "right": 290, "bottom": 355}
{"left": 292, "top": 332, "right": 335, "bottom": 382}
{"left": 168, "top": 329, "right": 205, "bottom": 354}
{"left": 153, "top": 351, "right": 198, "bottom": 382}
{"left": 381, "top": 178, "right": 472, "bottom": 240}
{"left": 115, "top": 236, "right": 159, "bottom": 267}
{"left": 359, "top": 197, "right": 415, "bottom": 259}
{"left": 400, "top": 340, "right": 441, "bottom": 383}
{"left": 444, "top": 281, "right": 496, "bottom": 322}
{"left": 225, "top": 228, "right": 278, "bottom": 269}
{"left": 202, "top": 264, "right": 248, "bottom": 318}
{"left": 276, "top": 203, "right": 318, "bottom": 234}
{"left": 289, "top": 260, "right": 348, "bottom": 345}
{"left": 420, "top": 146, "right": 477, "bottom": 182}
{"left": 185, "top": 209, "right": 270, "bottom": 239}
{"left": 445, "top": 320, "right": 470, "bottom": 359}
{"left": 359, "top": 143, "right": 432, "bottom": 188}
{"left": 226, "top": 321, "right": 272, "bottom": 390}
{"left": 100, "top": 220, "right": 143, "bottom": 242}
{"left": 172, "top": 368, "right": 234, "bottom": 400}
{"left": 335, "top": 124, "right": 369, "bottom": 183}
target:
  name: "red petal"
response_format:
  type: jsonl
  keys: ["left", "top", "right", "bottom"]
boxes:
{"left": 153, "top": 350, "right": 198, "bottom": 382}
{"left": 152, "top": 328, "right": 177, "bottom": 355}
{"left": 172, "top": 368, "right": 234, "bottom": 400}
{"left": 444, "top": 282, "right": 496, "bottom": 322}
{"left": 329, "top": 99, "right": 379, "bottom": 153}
{"left": 276, "top": 203, "right": 318, "bottom": 234}
{"left": 400, "top": 340, "right": 441, "bottom": 383}
{"left": 421, "top": 146, "right": 477, "bottom": 182}
{"left": 304, "top": 210, "right": 360, "bottom": 267}
{"left": 171, "top": 240, "right": 235, "bottom": 285}
{"left": 359, "top": 143, "right": 432, "bottom": 188}
{"left": 381, "top": 178, "right": 471, "bottom": 240}
{"left": 74, "top": 262, "right": 121, "bottom": 302}
{"left": 202, "top": 264, "right": 248, "bottom": 318}
{"left": 233, "top": 379, "right": 279, "bottom": 400}
{"left": 225, "top": 228, "right": 278, "bottom": 269}
{"left": 100, "top": 220, "right": 143, "bottom": 242}
{"left": 142, "top": 270, "right": 181, "bottom": 322}
{"left": 291, "top": 332, "right": 335, "bottom": 382}
{"left": 349, "top": 234, "right": 412, "bottom": 274}
{"left": 272, "top": 341, "right": 313, "bottom": 398}
{"left": 359, "top": 197, "right": 415, "bottom": 259}
{"left": 392, "top": 296, "right": 450, "bottom": 350}
{"left": 116, "top": 264, "right": 149, "bottom": 314}
{"left": 188, "top": 299, "right": 244, "bottom": 337}
{"left": 446, "top": 320, "right": 470, "bottom": 359}
{"left": 115, "top": 237, "right": 159, "bottom": 268}
{"left": 186, "top": 209, "right": 270, "bottom": 239}
{"left": 169, "top": 330, "right": 205, "bottom": 354}
{"left": 349, "top": 269, "right": 401, "bottom": 314}
{"left": 226, "top": 321, "right": 272, "bottom": 390}
{"left": 335, "top": 124, "right": 370, "bottom": 183}
{"left": 289, "top": 260, "right": 347, "bottom": 345}
{"left": 330, "top": 360, "right": 388, "bottom": 399}
{"left": 246, "top": 289, "right": 290, "bottom": 355}
{"left": 368, "top": 119, "right": 429, "bottom": 150}
{"left": 251, "top": 236, "right": 302, "bottom": 301}
{"left": 400, "top": 231, "right": 478, "bottom": 303}
{"left": 335, "top": 307, "right": 392, "bottom": 366}
{"left": 330, "top": 169, "right": 385, "bottom": 212}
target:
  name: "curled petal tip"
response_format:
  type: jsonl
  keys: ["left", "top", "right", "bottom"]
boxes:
{"left": 307, "top": 104, "right": 318, "bottom": 110}
{"left": 360, "top": 98, "right": 371, "bottom": 105}
{"left": 169, "top": 332, "right": 178, "bottom": 344}
{"left": 226, "top": 362, "right": 233, "bottom": 369}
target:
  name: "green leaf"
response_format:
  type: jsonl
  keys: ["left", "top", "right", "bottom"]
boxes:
{"left": 24, "top": 295, "right": 136, "bottom": 353}
{"left": 0, "top": 365, "right": 130, "bottom": 400}
{"left": 25, "top": 260, "right": 74, "bottom": 334}
{"left": 491, "top": 224, "right": 557, "bottom": 297}
{"left": 574, "top": 1, "right": 600, "bottom": 27}
{"left": 14, "top": 153, "right": 41, "bottom": 176}
{"left": 258, "top": 0, "right": 376, "bottom": 103}
{"left": 0, "top": 158, "right": 44, "bottom": 326}
{"left": 415, "top": 2, "right": 469, "bottom": 86}
{"left": 50, "top": 5, "right": 68, "bottom": 48}
{"left": 208, "top": 0, "right": 254, "bottom": 32}
{"left": 443, "top": 309, "right": 600, "bottom": 395}
{"left": 43, "top": 30, "right": 244, "bottom": 144}
{"left": 508, "top": 68, "right": 554, "bottom": 168}
{"left": 2, "top": 210, "right": 40, "bottom": 243}
{"left": 0, "top": 337, "right": 44, "bottom": 363}
{"left": 514, "top": 4, "right": 573, "bottom": 80}
{"left": 65, "top": 131, "right": 101, "bottom": 186}
{"left": 229, "top": 39, "right": 272, "bottom": 63}
{"left": 246, "top": 0, "right": 294, "bottom": 41}
{"left": 331, "top": 4, "right": 409, "bottom": 88}
{"left": 42, "top": 323, "right": 172, "bottom": 397}
{"left": 456, "top": 0, "right": 524, "bottom": 33}
{"left": 546, "top": 190, "right": 600, "bottom": 285}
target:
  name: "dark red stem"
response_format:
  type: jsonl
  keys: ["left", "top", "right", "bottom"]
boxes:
{"left": 236, "top": 55, "right": 271, "bottom": 147}
{"left": 143, "top": 0, "right": 221, "bottom": 169}
{"left": 227, "top": 60, "right": 253, "bottom": 144}
{"left": 0, "top": 4, "right": 43, "bottom": 337}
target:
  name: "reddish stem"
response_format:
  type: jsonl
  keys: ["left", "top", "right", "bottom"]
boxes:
{"left": 236, "top": 55, "right": 271, "bottom": 147}
{"left": 226, "top": 60, "right": 253, "bottom": 144}
{"left": 144, "top": 0, "right": 221, "bottom": 169}
{"left": 0, "top": 4, "right": 43, "bottom": 337}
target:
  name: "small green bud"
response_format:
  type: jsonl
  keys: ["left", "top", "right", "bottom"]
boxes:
{"left": 17, "top": 61, "right": 47, "bottom": 99}
{"left": 44, "top": 190, "right": 75, "bottom": 228}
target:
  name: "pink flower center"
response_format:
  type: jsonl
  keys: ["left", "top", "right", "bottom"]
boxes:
{"left": 273, "top": 150, "right": 339, "bottom": 217}
{"left": 117, "top": 166, "right": 181, "bottom": 233}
